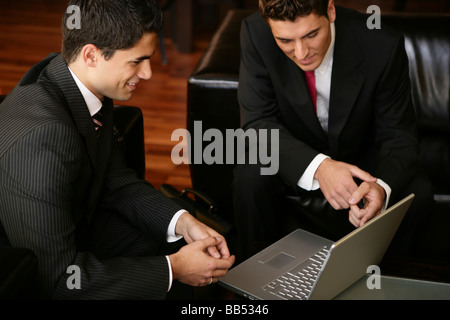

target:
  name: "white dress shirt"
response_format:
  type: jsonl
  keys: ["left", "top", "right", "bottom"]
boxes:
{"left": 68, "top": 67, "right": 184, "bottom": 291}
{"left": 296, "top": 23, "right": 391, "bottom": 209}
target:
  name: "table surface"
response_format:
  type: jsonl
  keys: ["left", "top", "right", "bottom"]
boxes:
{"left": 213, "top": 255, "right": 450, "bottom": 300}
{"left": 335, "top": 274, "right": 450, "bottom": 300}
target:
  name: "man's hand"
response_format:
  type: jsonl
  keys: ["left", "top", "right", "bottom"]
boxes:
{"left": 170, "top": 212, "right": 235, "bottom": 286}
{"left": 169, "top": 237, "right": 235, "bottom": 287}
{"left": 314, "top": 158, "right": 378, "bottom": 210}
{"left": 348, "top": 181, "right": 386, "bottom": 227}
{"left": 175, "top": 212, "right": 231, "bottom": 259}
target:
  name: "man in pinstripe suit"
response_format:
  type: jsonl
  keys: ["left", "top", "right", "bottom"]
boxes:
{"left": 0, "top": 0, "right": 234, "bottom": 299}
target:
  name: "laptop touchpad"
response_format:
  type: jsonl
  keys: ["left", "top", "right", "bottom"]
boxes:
{"left": 260, "top": 252, "right": 295, "bottom": 269}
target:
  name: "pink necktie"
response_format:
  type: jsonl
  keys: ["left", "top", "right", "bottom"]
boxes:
{"left": 305, "top": 71, "right": 317, "bottom": 113}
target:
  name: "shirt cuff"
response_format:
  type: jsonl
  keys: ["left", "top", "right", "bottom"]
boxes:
{"left": 298, "top": 155, "right": 391, "bottom": 211}
{"left": 166, "top": 209, "right": 186, "bottom": 243}
{"left": 165, "top": 255, "right": 173, "bottom": 292}
{"left": 298, "top": 154, "right": 330, "bottom": 190}
{"left": 376, "top": 178, "right": 391, "bottom": 211}
{"left": 165, "top": 210, "right": 188, "bottom": 292}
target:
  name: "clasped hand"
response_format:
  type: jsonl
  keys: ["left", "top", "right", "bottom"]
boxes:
{"left": 168, "top": 213, "right": 235, "bottom": 287}
{"left": 315, "top": 158, "right": 386, "bottom": 227}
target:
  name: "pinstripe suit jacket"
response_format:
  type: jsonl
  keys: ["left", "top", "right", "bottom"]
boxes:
{"left": 0, "top": 53, "right": 183, "bottom": 299}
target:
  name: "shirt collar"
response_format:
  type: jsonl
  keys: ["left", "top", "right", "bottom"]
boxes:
{"left": 68, "top": 67, "right": 103, "bottom": 117}
{"left": 316, "top": 22, "right": 335, "bottom": 75}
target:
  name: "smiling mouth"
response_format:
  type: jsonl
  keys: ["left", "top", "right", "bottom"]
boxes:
{"left": 127, "top": 82, "right": 139, "bottom": 91}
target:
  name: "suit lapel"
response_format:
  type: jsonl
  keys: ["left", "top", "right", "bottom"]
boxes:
{"left": 328, "top": 11, "right": 365, "bottom": 155}
{"left": 44, "top": 54, "right": 114, "bottom": 219}
{"left": 280, "top": 55, "right": 328, "bottom": 144}
{"left": 45, "top": 55, "right": 100, "bottom": 167}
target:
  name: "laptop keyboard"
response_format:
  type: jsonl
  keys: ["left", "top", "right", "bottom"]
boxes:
{"left": 262, "top": 246, "right": 330, "bottom": 300}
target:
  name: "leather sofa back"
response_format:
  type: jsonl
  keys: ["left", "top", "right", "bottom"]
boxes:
{"left": 187, "top": 10, "right": 450, "bottom": 219}
{"left": 381, "top": 14, "right": 450, "bottom": 196}
{"left": 187, "top": 11, "right": 252, "bottom": 218}
{"left": 382, "top": 15, "right": 449, "bottom": 132}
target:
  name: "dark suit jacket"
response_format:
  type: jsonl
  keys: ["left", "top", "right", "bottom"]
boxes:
{"left": 238, "top": 6, "right": 420, "bottom": 203}
{"left": 0, "top": 53, "right": 183, "bottom": 299}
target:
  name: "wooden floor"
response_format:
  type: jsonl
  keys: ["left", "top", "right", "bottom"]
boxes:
{"left": 1, "top": 0, "right": 448, "bottom": 192}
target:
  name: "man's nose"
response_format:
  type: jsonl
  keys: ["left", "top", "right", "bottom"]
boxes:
{"left": 138, "top": 60, "right": 152, "bottom": 80}
{"left": 294, "top": 40, "right": 308, "bottom": 60}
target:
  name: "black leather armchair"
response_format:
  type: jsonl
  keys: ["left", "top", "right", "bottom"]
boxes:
{"left": 0, "top": 94, "right": 146, "bottom": 298}
{"left": 187, "top": 10, "right": 450, "bottom": 254}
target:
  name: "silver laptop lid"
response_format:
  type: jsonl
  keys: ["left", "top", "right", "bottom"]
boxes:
{"left": 309, "top": 193, "right": 414, "bottom": 299}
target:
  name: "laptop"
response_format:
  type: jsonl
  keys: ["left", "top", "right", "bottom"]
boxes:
{"left": 219, "top": 194, "right": 414, "bottom": 300}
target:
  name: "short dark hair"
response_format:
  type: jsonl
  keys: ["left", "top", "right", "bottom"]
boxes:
{"left": 62, "top": 0, "right": 163, "bottom": 64}
{"left": 259, "top": 0, "right": 329, "bottom": 22}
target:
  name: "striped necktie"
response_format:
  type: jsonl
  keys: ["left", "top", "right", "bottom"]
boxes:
{"left": 92, "top": 107, "right": 104, "bottom": 134}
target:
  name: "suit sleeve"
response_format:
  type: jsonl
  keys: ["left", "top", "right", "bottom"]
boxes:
{"left": 99, "top": 130, "right": 184, "bottom": 243}
{"left": 238, "top": 19, "right": 320, "bottom": 187}
{"left": 0, "top": 122, "right": 172, "bottom": 299}
{"left": 371, "top": 34, "right": 420, "bottom": 202}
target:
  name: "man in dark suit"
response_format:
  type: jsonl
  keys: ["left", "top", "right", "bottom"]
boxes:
{"left": 233, "top": 0, "right": 432, "bottom": 260}
{"left": 0, "top": 0, "right": 234, "bottom": 299}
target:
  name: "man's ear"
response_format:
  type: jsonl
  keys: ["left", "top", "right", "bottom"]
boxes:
{"left": 80, "top": 44, "right": 100, "bottom": 67}
{"left": 327, "top": 0, "right": 336, "bottom": 23}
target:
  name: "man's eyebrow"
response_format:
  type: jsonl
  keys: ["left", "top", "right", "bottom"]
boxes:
{"left": 275, "top": 35, "right": 292, "bottom": 41}
{"left": 275, "top": 27, "right": 321, "bottom": 41}
{"left": 301, "top": 27, "right": 320, "bottom": 38}
{"left": 133, "top": 55, "right": 151, "bottom": 61}
{"left": 133, "top": 50, "right": 156, "bottom": 61}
